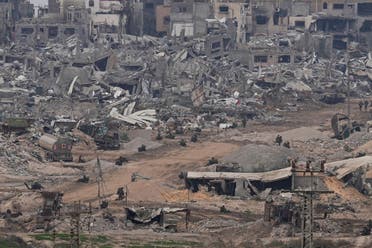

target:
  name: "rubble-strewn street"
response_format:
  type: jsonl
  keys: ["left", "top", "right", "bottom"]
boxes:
{"left": 0, "top": 0, "right": 372, "bottom": 247}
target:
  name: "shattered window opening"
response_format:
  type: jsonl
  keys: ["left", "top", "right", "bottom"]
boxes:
{"left": 256, "top": 15, "right": 268, "bottom": 25}
{"left": 357, "top": 3, "right": 372, "bottom": 16}
{"left": 75, "top": 12, "right": 82, "bottom": 19}
{"left": 278, "top": 55, "right": 291, "bottom": 63}
{"left": 145, "top": 3, "right": 154, "bottom": 10}
{"left": 333, "top": 4, "right": 344, "bottom": 10}
{"left": 211, "top": 41, "right": 221, "bottom": 49}
{"left": 219, "top": 6, "right": 229, "bottom": 13}
{"left": 360, "top": 20, "right": 372, "bottom": 32}
{"left": 178, "top": 7, "right": 187, "bottom": 13}
{"left": 21, "top": 27, "right": 34, "bottom": 35}
{"left": 64, "top": 28, "right": 75, "bottom": 36}
{"left": 323, "top": 2, "right": 328, "bottom": 9}
{"left": 273, "top": 11, "right": 279, "bottom": 25}
{"left": 254, "top": 55, "right": 268, "bottom": 63}
{"left": 333, "top": 38, "right": 347, "bottom": 50}
{"left": 98, "top": 25, "right": 118, "bottom": 34}
{"left": 48, "top": 26, "right": 58, "bottom": 39}
{"left": 163, "top": 16, "right": 170, "bottom": 25}
{"left": 295, "top": 21, "right": 305, "bottom": 28}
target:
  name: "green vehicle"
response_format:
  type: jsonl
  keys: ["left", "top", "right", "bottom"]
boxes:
{"left": 1, "top": 117, "right": 33, "bottom": 134}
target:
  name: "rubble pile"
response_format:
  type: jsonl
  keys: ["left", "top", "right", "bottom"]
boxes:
{"left": 0, "top": 134, "right": 42, "bottom": 176}
{"left": 1, "top": 0, "right": 372, "bottom": 246}
{"left": 1, "top": 32, "right": 371, "bottom": 133}
{"left": 223, "top": 144, "right": 296, "bottom": 172}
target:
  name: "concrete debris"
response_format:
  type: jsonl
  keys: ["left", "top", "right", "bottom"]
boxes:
{"left": 223, "top": 144, "right": 296, "bottom": 172}
{"left": 126, "top": 207, "right": 187, "bottom": 225}
{"left": 326, "top": 156, "right": 372, "bottom": 195}
{"left": 109, "top": 108, "right": 157, "bottom": 128}
{"left": 1, "top": 1, "right": 372, "bottom": 246}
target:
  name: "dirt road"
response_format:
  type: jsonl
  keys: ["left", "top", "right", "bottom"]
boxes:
{"left": 60, "top": 142, "right": 239, "bottom": 203}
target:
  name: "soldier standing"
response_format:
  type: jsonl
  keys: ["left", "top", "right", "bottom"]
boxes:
{"left": 364, "top": 100, "right": 369, "bottom": 111}
{"left": 283, "top": 141, "right": 290, "bottom": 148}
{"left": 117, "top": 187, "right": 125, "bottom": 200}
{"left": 359, "top": 100, "right": 364, "bottom": 111}
{"left": 275, "top": 134, "right": 283, "bottom": 146}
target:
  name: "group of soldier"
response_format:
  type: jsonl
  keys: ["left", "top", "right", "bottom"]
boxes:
{"left": 358, "top": 100, "right": 371, "bottom": 111}
{"left": 275, "top": 134, "right": 290, "bottom": 148}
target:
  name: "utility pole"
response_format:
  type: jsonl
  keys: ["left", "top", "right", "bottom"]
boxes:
{"left": 68, "top": 201, "right": 92, "bottom": 248}
{"left": 69, "top": 201, "right": 82, "bottom": 248}
{"left": 346, "top": 46, "right": 351, "bottom": 127}
{"left": 291, "top": 163, "right": 333, "bottom": 248}
{"left": 300, "top": 188, "right": 314, "bottom": 248}
{"left": 96, "top": 157, "right": 108, "bottom": 208}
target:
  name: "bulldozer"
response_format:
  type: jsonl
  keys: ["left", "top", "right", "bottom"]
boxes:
{"left": 78, "top": 120, "right": 120, "bottom": 150}
{"left": 331, "top": 113, "right": 361, "bottom": 140}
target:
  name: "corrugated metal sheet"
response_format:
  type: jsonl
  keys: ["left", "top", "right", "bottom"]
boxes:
{"left": 186, "top": 167, "right": 292, "bottom": 183}
{"left": 325, "top": 156, "right": 372, "bottom": 179}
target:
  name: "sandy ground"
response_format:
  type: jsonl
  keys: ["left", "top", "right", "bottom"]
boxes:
{"left": 60, "top": 142, "right": 239, "bottom": 203}
{"left": 1, "top": 101, "right": 372, "bottom": 247}
{"left": 324, "top": 177, "right": 368, "bottom": 202}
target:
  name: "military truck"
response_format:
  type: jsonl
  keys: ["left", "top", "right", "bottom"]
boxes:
{"left": 1, "top": 117, "right": 33, "bottom": 134}
{"left": 78, "top": 120, "right": 120, "bottom": 150}
{"left": 39, "top": 134, "right": 73, "bottom": 162}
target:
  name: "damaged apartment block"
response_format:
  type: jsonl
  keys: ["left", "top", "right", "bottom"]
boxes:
{"left": 15, "top": 1, "right": 89, "bottom": 46}
{"left": 0, "top": 0, "right": 34, "bottom": 44}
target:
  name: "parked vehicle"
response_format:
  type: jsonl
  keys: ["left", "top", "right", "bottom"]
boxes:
{"left": 39, "top": 134, "right": 73, "bottom": 162}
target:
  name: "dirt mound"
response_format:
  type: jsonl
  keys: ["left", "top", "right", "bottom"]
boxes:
{"left": 324, "top": 177, "right": 367, "bottom": 202}
{"left": 223, "top": 144, "right": 295, "bottom": 172}
{"left": 161, "top": 189, "right": 213, "bottom": 202}
{"left": 122, "top": 137, "right": 162, "bottom": 152}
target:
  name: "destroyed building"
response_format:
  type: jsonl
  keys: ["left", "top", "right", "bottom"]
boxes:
{"left": 155, "top": 1, "right": 171, "bottom": 36}
{"left": 86, "top": 0, "right": 127, "bottom": 43}
{"left": 170, "top": 0, "right": 212, "bottom": 37}
{"left": 245, "top": 36, "right": 295, "bottom": 69}
{"left": 127, "top": 0, "right": 168, "bottom": 37}
{"left": 0, "top": 0, "right": 372, "bottom": 247}
{"left": 0, "top": 0, "right": 34, "bottom": 44}
{"left": 212, "top": 0, "right": 252, "bottom": 43}
{"left": 15, "top": 0, "right": 90, "bottom": 46}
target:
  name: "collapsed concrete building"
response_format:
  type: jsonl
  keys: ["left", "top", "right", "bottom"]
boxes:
{"left": 311, "top": 0, "right": 372, "bottom": 50}
{"left": 155, "top": 1, "right": 171, "bottom": 36}
{"left": 212, "top": 0, "right": 252, "bottom": 43}
{"left": 208, "top": 0, "right": 372, "bottom": 51}
{"left": 86, "top": 0, "right": 127, "bottom": 43}
{"left": 0, "top": 0, "right": 34, "bottom": 44}
{"left": 15, "top": 0, "right": 90, "bottom": 46}
{"left": 169, "top": 0, "right": 212, "bottom": 37}
{"left": 127, "top": 0, "right": 170, "bottom": 37}
{"left": 1, "top": 0, "right": 370, "bottom": 56}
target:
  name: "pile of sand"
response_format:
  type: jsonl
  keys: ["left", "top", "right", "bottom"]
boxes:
{"left": 324, "top": 177, "right": 367, "bottom": 202}
{"left": 122, "top": 137, "right": 162, "bottom": 152}
{"left": 223, "top": 144, "right": 296, "bottom": 172}
{"left": 161, "top": 189, "right": 212, "bottom": 202}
